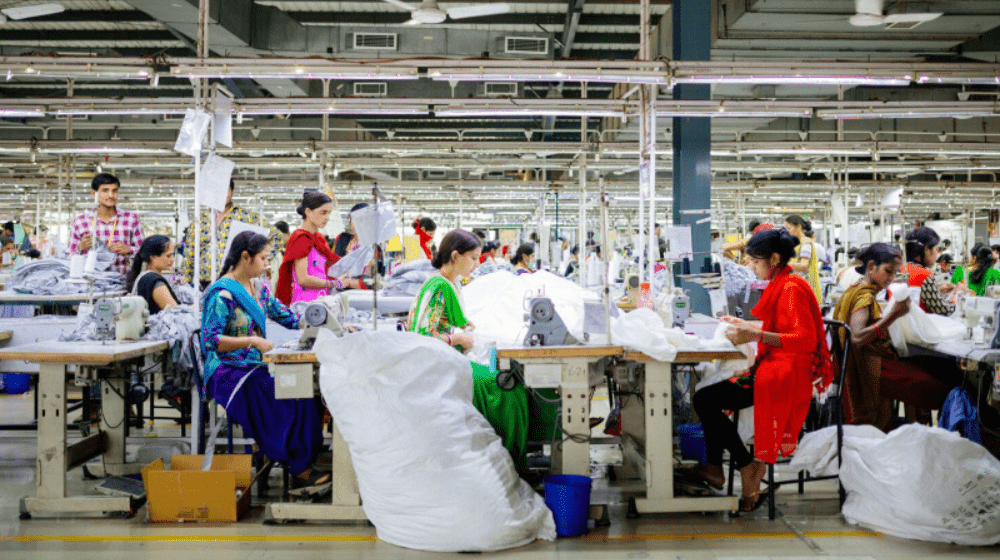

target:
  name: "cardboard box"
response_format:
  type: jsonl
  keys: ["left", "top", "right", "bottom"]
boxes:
{"left": 141, "top": 454, "right": 252, "bottom": 522}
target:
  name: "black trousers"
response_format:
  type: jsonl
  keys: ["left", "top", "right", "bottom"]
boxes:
{"left": 692, "top": 380, "right": 755, "bottom": 469}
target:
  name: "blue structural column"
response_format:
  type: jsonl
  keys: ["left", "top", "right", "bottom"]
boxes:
{"left": 672, "top": 0, "right": 712, "bottom": 314}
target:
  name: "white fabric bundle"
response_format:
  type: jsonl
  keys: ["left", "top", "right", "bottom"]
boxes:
{"left": 791, "top": 424, "right": 1000, "bottom": 546}
{"left": 885, "top": 282, "right": 968, "bottom": 356}
{"left": 315, "top": 329, "right": 556, "bottom": 552}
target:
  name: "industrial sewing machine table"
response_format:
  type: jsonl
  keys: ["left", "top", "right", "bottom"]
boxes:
{"left": 0, "top": 339, "right": 170, "bottom": 519}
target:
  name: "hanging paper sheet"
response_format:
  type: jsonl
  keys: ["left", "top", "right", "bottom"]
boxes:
{"left": 198, "top": 153, "right": 235, "bottom": 212}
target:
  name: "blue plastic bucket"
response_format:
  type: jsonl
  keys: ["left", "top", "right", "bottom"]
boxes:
{"left": 4, "top": 373, "right": 31, "bottom": 395}
{"left": 678, "top": 423, "right": 708, "bottom": 464}
{"left": 543, "top": 474, "right": 592, "bottom": 538}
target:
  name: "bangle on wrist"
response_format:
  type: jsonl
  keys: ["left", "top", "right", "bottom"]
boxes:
{"left": 446, "top": 334, "right": 452, "bottom": 345}
{"left": 758, "top": 331, "right": 765, "bottom": 343}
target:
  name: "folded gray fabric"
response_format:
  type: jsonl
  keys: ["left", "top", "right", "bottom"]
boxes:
{"left": 144, "top": 306, "right": 200, "bottom": 369}
{"left": 383, "top": 259, "right": 436, "bottom": 297}
{"left": 8, "top": 248, "right": 124, "bottom": 296}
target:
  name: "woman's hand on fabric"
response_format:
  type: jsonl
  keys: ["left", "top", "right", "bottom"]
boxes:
{"left": 250, "top": 336, "right": 274, "bottom": 353}
{"left": 939, "top": 283, "right": 956, "bottom": 295}
{"left": 720, "top": 316, "right": 753, "bottom": 329}
{"left": 725, "top": 322, "right": 761, "bottom": 346}
{"left": 452, "top": 332, "right": 474, "bottom": 352}
{"left": 464, "top": 322, "right": 476, "bottom": 332}
{"left": 886, "top": 297, "right": 911, "bottom": 322}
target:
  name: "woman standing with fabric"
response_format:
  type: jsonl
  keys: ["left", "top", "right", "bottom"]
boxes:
{"left": 902, "top": 227, "right": 965, "bottom": 315}
{"left": 783, "top": 215, "right": 822, "bottom": 304}
{"left": 126, "top": 235, "right": 180, "bottom": 314}
{"left": 201, "top": 231, "right": 328, "bottom": 487}
{"left": 275, "top": 191, "right": 361, "bottom": 306}
{"left": 685, "top": 229, "right": 833, "bottom": 512}
{"left": 412, "top": 216, "right": 437, "bottom": 260}
{"left": 833, "top": 243, "right": 955, "bottom": 431}
{"left": 511, "top": 243, "right": 535, "bottom": 275}
{"left": 405, "top": 229, "right": 532, "bottom": 471}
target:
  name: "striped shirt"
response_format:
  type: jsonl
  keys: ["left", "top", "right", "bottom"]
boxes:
{"left": 68, "top": 208, "right": 143, "bottom": 275}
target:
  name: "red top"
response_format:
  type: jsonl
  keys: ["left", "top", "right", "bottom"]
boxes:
{"left": 275, "top": 230, "right": 340, "bottom": 305}
{"left": 905, "top": 262, "right": 933, "bottom": 312}
{"left": 743, "top": 267, "right": 833, "bottom": 463}
{"left": 413, "top": 220, "right": 433, "bottom": 259}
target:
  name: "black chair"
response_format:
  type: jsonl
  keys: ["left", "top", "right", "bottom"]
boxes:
{"left": 727, "top": 319, "right": 851, "bottom": 519}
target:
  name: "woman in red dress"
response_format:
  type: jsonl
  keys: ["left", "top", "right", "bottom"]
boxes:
{"left": 685, "top": 228, "right": 833, "bottom": 512}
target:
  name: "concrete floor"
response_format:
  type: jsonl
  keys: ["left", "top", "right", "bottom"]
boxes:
{"left": 2, "top": 388, "right": 998, "bottom": 559}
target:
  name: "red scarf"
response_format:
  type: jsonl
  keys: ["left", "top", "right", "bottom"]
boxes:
{"left": 275, "top": 229, "right": 340, "bottom": 305}
{"left": 752, "top": 266, "right": 834, "bottom": 391}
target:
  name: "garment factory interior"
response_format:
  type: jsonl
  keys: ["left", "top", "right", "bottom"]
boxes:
{"left": 2, "top": 0, "right": 1000, "bottom": 558}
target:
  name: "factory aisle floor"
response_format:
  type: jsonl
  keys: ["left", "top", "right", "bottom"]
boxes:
{"left": 2, "top": 390, "right": 998, "bottom": 559}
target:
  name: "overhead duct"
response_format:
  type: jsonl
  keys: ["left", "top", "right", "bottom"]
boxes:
{"left": 125, "top": 0, "right": 310, "bottom": 97}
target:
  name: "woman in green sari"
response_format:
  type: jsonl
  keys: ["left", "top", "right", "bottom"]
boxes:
{"left": 405, "top": 229, "right": 531, "bottom": 471}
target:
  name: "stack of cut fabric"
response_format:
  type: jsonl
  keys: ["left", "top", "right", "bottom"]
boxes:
{"left": 383, "top": 259, "right": 436, "bottom": 297}
{"left": 7, "top": 246, "right": 124, "bottom": 296}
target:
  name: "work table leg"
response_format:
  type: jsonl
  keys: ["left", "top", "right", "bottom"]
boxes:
{"left": 35, "top": 363, "right": 68, "bottom": 500}
{"left": 552, "top": 358, "right": 591, "bottom": 476}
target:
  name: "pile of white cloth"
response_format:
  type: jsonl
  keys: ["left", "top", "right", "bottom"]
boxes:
{"left": 885, "top": 283, "right": 968, "bottom": 356}
{"left": 462, "top": 270, "right": 741, "bottom": 362}
{"left": 790, "top": 424, "right": 1000, "bottom": 545}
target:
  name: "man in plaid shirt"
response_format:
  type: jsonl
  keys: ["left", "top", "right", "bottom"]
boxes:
{"left": 68, "top": 173, "right": 144, "bottom": 275}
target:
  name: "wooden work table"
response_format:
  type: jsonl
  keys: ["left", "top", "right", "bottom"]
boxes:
{"left": 0, "top": 339, "right": 169, "bottom": 519}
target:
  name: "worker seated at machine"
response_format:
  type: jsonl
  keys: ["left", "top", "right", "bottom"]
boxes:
{"left": 405, "top": 229, "right": 544, "bottom": 474}
{"left": 683, "top": 228, "right": 834, "bottom": 513}
{"left": 126, "top": 235, "right": 180, "bottom": 314}
{"left": 201, "top": 231, "right": 329, "bottom": 488}
{"left": 833, "top": 243, "right": 956, "bottom": 431}
{"left": 510, "top": 243, "right": 535, "bottom": 275}
{"left": 951, "top": 243, "right": 1000, "bottom": 297}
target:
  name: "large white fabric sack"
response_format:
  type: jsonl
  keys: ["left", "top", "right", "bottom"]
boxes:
{"left": 885, "top": 283, "right": 968, "bottom": 356}
{"left": 793, "top": 424, "right": 1000, "bottom": 545}
{"left": 314, "top": 329, "right": 556, "bottom": 552}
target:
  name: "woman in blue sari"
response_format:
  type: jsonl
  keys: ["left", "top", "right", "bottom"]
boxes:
{"left": 201, "top": 231, "right": 328, "bottom": 487}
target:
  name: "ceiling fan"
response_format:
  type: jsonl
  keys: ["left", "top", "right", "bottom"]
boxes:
{"left": 800, "top": 0, "right": 942, "bottom": 29}
{"left": 0, "top": 2, "right": 65, "bottom": 25}
{"left": 379, "top": 0, "right": 510, "bottom": 25}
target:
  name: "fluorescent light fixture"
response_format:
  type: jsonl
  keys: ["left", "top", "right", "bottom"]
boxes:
{"left": 55, "top": 107, "right": 188, "bottom": 116}
{"left": 435, "top": 107, "right": 626, "bottom": 118}
{"left": 1, "top": 3, "right": 65, "bottom": 20}
{"left": 656, "top": 108, "right": 812, "bottom": 118}
{"left": 673, "top": 75, "right": 910, "bottom": 86}
{"left": 818, "top": 108, "right": 998, "bottom": 120}
{"left": 236, "top": 106, "right": 429, "bottom": 116}
{"left": 429, "top": 69, "right": 667, "bottom": 85}
{"left": 0, "top": 107, "right": 44, "bottom": 118}
{"left": 4, "top": 64, "right": 150, "bottom": 81}
{"left": 173, "top": 65, "right": 419, "bottom": 81}
{"left": 740, "top": 148, "right": 870, "bottom": 156}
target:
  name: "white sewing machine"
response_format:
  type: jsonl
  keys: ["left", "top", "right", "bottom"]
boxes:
{"left": 655, "top": 288, "right": 690, "bottom": 327}
{"left": 93, "top": 296, "right": 149, "bottom": 341}
{"left": 298, "top": 294, "right": 349, "bottom": 349}
{"left": 959, "top": 295, "right": 1000, "bottom": 348}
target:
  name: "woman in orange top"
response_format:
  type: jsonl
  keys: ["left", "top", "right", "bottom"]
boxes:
{"left": 902, "top": 227, "right": 963, "bottom": 315}
{"left": 686, "top": 228, "right": 833, "bottom": 512}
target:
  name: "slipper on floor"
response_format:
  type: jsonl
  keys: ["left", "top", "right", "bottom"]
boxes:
{"left": 676, "top": 465, "right": 725, "bottom": 490}
{"left": 292, "top": 470, "right": 331, "bottom": 489}
{"left": 739, "top": 489, "right": 771, "bottom": 513}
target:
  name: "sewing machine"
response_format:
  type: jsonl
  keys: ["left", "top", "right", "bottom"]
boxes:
{"left": 656, "top": 288, "right": 691, "bottom": 328}
{"left": 959, "top": 296, "right": 1000, "bottom": 348}
{"left": 523, "top": 297, "right": 577, "bottom": 347}
{"left": 94, "top": 296, "right": 148, "bottom": 341}
{"left": 298, "top": 294, "right": 349, "bottom": 349}
{"left": 624, "top": 274, "right": 640, "bottom": 305}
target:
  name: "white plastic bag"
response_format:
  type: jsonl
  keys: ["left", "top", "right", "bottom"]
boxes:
{"left": 315, "top": 329, "right": 556, "bottom": 552}
{"left": 173, "top": 108, "right": 211, "bottom": 157}
{"left": 351, "top": 202, "right": 398, "bottom": 246}
{"left": 793, "top": 424, "right": 1000, "bottom": 545}
{"left": 886, "top": 282, "right": 968, "bottom": 356}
